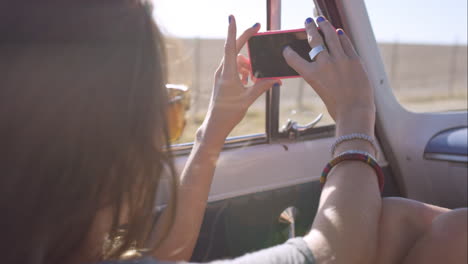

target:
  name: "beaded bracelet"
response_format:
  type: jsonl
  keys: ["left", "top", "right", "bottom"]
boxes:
{"left": 331, "top": 133, "right": 378, "bottom": 158}
{"left": 321, "top": 150, "right": 385, "bottom": 193}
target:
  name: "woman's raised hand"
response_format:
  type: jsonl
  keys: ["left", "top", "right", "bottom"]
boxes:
{"left": 199, "top": 16, "right": 278, "bottom": 142}
{"left": 283, "top": 16, "right": 375, "bottom": 130}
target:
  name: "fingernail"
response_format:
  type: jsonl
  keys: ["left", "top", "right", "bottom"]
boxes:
{"left": 282, "top": 45, "right": 290, "bottom": 52}
{"left": 273, "top": 83, "right": 280, "bottom": 88}
{"left": 252, "top": 22, "right": 259, "bottom": 28}
{"left": 229, "top": 15, "right": 232, "bottom": 24}
{"left": 337, "top": 29, "right": 344, "bottom": 35}
{"left": 305, "top": 17, "right": 313, "bottom": 24}
{"left": 316, "top": 16, "right": 325, "bottom": 23}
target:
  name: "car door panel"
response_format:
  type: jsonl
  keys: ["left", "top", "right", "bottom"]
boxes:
{"left": 338, "top": 0, "right": 468, "bottom": 208}
{"left": 165, "top": 137, "right": 399, "bottom": 261}
{"left": 172, "top": 138, "right": 335, "bottom": 203}
{"left": 171, "top": 134, "right": 392, "bottom": 203}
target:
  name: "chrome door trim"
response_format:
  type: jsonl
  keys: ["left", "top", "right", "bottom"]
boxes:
{"left": 171, "top": 134, "right": 267, "bottom": 155}
{"left": 424, "top": 153, "right": 468, "bottom": 164}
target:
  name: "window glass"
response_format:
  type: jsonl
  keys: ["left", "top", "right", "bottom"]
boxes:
{"left": 154, "top": 0, "right": 267, "bottom": 144}
{"left": 365, "top": 0, "right": 467, "bottom": 112}
{"left": 279, "top": 1, "right": 335, "bottom": 130}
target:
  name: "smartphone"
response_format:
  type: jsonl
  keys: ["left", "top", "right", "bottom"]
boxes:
{"left": 247, "top": 29, "right": 311, "bottom": 80}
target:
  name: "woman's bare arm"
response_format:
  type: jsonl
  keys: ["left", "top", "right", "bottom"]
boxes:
{"left": 284, "top": 17, "right": 381, "bottom": 264}
{"left": 152, "top": 17, "right": 277, "bottom": 261}
{"left": 304, "top": 121, "right": 381, "bottom": 264}
{"left": 151, "top": 132, "right": 224, "bottom": 261}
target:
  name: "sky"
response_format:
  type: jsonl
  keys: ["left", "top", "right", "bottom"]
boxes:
{"left": 153, "top": 0, "right": 467, "bottom": 45}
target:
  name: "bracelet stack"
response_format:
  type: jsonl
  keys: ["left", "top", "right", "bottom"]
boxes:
{"left": 321, "top": 150, "right": 385, "bottom": 193}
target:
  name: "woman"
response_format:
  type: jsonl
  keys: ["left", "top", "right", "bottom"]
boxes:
{"left": 0, "top": 1, "right": 465, "bottom": 264}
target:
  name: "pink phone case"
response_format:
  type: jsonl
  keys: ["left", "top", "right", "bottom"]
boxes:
{"left": 247, "top": 28, "right": 306, "bottom": 80}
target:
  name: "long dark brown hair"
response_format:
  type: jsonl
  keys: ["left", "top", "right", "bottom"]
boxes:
{"left": 0, "top": 0, "right": 176, "bottom": 263}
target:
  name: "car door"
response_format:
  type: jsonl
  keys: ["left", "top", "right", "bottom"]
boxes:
{"left": 157, "top": 0, "right": 466, "bottom": 261}
{"left": 347, "top": 0, "right": 468, "bottom": 208}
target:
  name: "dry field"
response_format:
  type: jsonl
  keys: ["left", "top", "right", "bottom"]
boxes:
{"left": 165, "top": 38, "right": 468, "bottom": 143}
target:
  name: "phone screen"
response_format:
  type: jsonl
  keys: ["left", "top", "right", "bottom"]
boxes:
{"left": 248, "top": 29, "right": 311, "bottom": 79}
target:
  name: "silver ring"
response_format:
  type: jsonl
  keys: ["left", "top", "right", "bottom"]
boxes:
{"left": 308, "top": 45, "right": 325, "bottom": 61}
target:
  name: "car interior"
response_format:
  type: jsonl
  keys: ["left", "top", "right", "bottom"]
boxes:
{"left": 161, "top": 0, "right": 467, "bottom": 261}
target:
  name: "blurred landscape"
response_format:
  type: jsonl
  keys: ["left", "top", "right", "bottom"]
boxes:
{"left": 165, "top": 38, "right": 468, "bottom": 143}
